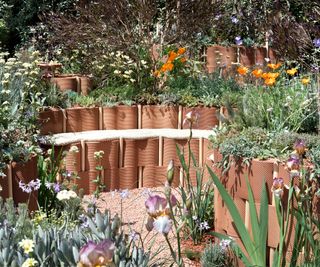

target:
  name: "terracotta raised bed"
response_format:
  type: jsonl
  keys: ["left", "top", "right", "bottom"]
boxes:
{"left": 39, "top": 108, "right": 64, "bottom": 135}
{"left": 66, "top": 107, "right": 99, "bottom": 132}
{"left": 183, "top": 106, "right": 219, "bottom": 130}
{"left": 103, "top": 105, "right": 138, "bottom": 130}
{"left": 207, "top": 45, "right": 237, "bottom": 73}
{"left": 141, "top": 105, "right": 179, "bottom": 129}
{"left": 51, "top": 74, "right": 92, "bottom": 95}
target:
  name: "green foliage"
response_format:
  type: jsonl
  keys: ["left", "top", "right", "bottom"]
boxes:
{"left": 201, "top": 242, "right": 235, "bottom": 267}
{"left": 208, "top": 168, "right": 269, "bottom": 267}
{"left": 0, "top": 203, "right": 150, "bottom": 266}
{"left": 176, "top": 133, "right": 215, "bottom": 245}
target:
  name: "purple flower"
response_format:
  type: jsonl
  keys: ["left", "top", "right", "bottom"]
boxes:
{"left": 313, "top": 38, "right": 320, "bottom": 48}
{"left": 271, "top": 177, "right": 284, "bottom": 197}
{"left": 45, "top": 181, "right": 52, "bottom": 189}
{"left": 220, "top": 239, "right": 232, "bottom": 250}
{"left": 79, "top": 239, "right": 115, "bottom": 266}
{"left": 53, "top": 183, "right": 61, "bottom": 193}
{"left": 231, "top": 16, "right": 239, "bottom": 24}
{"left": 199, "top": 221, "right": 210, "bottom": 231}
{"left": 145, "top": 195, "right": 168, "bottom": 218}
{"left": 19, "top": 181, "right": 32, "bottom": 193}
{"left": 235, "top": 36, "right": 243, "bottom": 46}
{"left": 293, "top": 139, "right": 306, "bottom": 155}
{"left": 29, "top": 179, "right": 41, "bottom": 190}
{"left": 286, "top": 155, "right": 300, "bottom": 171}
{"left": 120, "top": 189, "right": 129, "bottom": 199}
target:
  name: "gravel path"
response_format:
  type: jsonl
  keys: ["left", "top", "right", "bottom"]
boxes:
{"left": 83, "top": 187, "right": 201, "bottom": 267}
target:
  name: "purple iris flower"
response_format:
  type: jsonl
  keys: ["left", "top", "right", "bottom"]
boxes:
{"left": 53, "top": 183, "right": 61, "bottom": 193}
{"left": 235, "top": 36, "right": 243, "bottom": 46}
{"left": 313, "top": 38, "right": 320, "bottom": 48}
{"left": 231, "top": 16, "right": 239, "bottom": 24}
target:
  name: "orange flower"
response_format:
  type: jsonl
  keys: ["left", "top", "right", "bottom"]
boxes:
{"left": 265, "top": 77, "right": 276, "bottom": 86}
{"left": 180, "top": 57, "right": 187, "bottom": 63}
{"left": 286, "top": 68, "right": 297, "bottom": 76}
{"left": 154, "top": 70, "right": 160, "bottom": 77}
{"left": 261, "top": 72, "right": 279, "bottom": 79}
{"left": 267, "top": 63, "right": 281, "bottom": 70}
{"left": 161, "top": 62, "right": 174, "bottom": 72}
{"left": 252, "top": 69, "right": 263, "bottom": 78}
{"left": 301, "top": 77, "right": 310, "bottom": 85}
{"left": 177, "top": 47, "right": 186, "bottom": 55}
{"left": 168, "top": 51, "right": 178, "bottom": 62}
{"left": 237, "top": 66, "right": 248, "bottom": 75}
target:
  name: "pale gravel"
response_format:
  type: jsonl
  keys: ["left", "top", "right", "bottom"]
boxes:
{"left": 83, "top": 187, "right": 199, "bottom": 267}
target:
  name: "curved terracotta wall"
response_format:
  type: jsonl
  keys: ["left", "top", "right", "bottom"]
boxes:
{"left": 39, "top": 105, "right": 221, "bottom": 134}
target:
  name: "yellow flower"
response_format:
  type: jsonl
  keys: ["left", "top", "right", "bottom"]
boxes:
{"left": 301, "top": 77, "right": 310, "bottom": 85}
{"left": 19, "top": 239, "right": 35, "bottom": 254}
{"left": 237, "top": 66, "right": 248, "bottom": 75}
{"left": 22, "top": 258, "right": 38, "bottom": 267}
{"left": 286, "top": 68, "right": 298, "bottom": 76}
{"left": 267, "top": 63, "right": 281, "bottom": 70}
{"left": 264, "top": 77, "right": 276, "bottom": 86}
{"left": 252, "top": 69, "right": 263, "bottom": 78}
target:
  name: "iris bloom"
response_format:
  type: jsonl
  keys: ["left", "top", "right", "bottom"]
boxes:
{"left": 78, "top": 239, "right": 115, "bottom": 267}
{"left": 293, "top": 139, "right": 306, "bottom": 155}
{"left": 153, "top": 215, "right": 172, "bottom": 235}
{"left": 271, "top": 177, "right": 284, "bottom": 197}
{"left": 286, "top": 155, "right": 300, "bottom": 171}
{"left": 183, "top": 111, "right": 199, "bottom": 127}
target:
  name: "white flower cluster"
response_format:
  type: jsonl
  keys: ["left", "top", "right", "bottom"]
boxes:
{"left": 56, "top": 190, "right": 77, "bottom": 201}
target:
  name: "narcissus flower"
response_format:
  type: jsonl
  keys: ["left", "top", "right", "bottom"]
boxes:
{"left": 237, "top": 66, "right": 248, "bottom": 75}
{"left": 267, "top": 63, "right": 281, "bottom": 70}
{"left": 301, "top": 77, "right": 310, "bottom": 85}
{"left": 22, "top": 258, "right": 38, "bottom": 267}
{"left": 286, "top": 68, "right": 297, "bottom": 76}
{"left": 78, "top": 239, "right": 115, "bottom": 267}
{"left": 252, "top": 69, "right": 263, "bottom": 78}
{"left": 19, "top": 239, "right": 35, "bottom": 254}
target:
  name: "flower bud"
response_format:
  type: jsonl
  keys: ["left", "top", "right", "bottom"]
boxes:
{"left": 167, "top": 160, "right": 174, "bottom": 186}
{"left": 145, "top": 216, "right": 154, "bottom": 231}
{"left": 186, "top": 197, "right": 192, "bottom": 210}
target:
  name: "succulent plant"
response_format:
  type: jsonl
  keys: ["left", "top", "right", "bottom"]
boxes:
{"left": 0, "top": 200, "right": 150, "bottom": 267}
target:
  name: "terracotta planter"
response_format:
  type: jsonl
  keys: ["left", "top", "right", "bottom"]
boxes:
{"left": 79, "top": 76, "right": 92, "bottom": 96}
{"left": 137, "top": 138, "right": 159, "bottom": 167}
{"left": 84, "top": 140, "right": 119, "bottom": 171}
{"left": 226, "top": 196, "right": 246, "bottom": 237}
{"left": 141, "top": 105, "right": 178, "bottom": 129}
{"left": 206, "top": 46, "right": 237, "bottom": 73}
{"left": 154, "top": 166, "right": 180, "bottom": 187}
{"left": 77, "top": 171, "right": 90, "bottom": 195}
{"left": 52, "top": 75, "right": 79, "bottom": 92}
{"left": 119, "top": 167, "right": 137, "bottom": 189}
{"left": 66, "top": 107, "right": 99, "bottom": 132}
{"left": 232, "top": 159, "right": 275, "bottom": 203}
{"left": 254, "top": 47, "right": 268, "bottom": 66}
{"left": 60, "top": 143, "right": 82, "bottom": 172}
{"left": 103, "top": 106, "right": 117, "bottom": 130}
{"left": 163, "top": 138, "right": 200, "bottom": 168}
{"left": 38, "top": 62, "right": 62, "bottom": 78}
{"left": 39, "top": 108, "right": 64, "bottom": 135}
{"left": 142, "top": 166, "right": 156, "bottom": 188}
{"left": 183, "top": 107, "right": 219, "bottom": 130}
{"left": 122, "top": 139, "right": 138, "bottom": 167}
{"left": 11, "top": 157, "right": 38, "bottom": 211}
{"left": 214, "top": 190, "right": 228, "bottom": 232}
{"left": 116, "top": 105, "right": 138, "bottom": 129}
{"left": 105, "top": 168, "right": 119, "bottom": 191}
{"left": 239, "top": 46, "right": 255, "bottom": 66}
